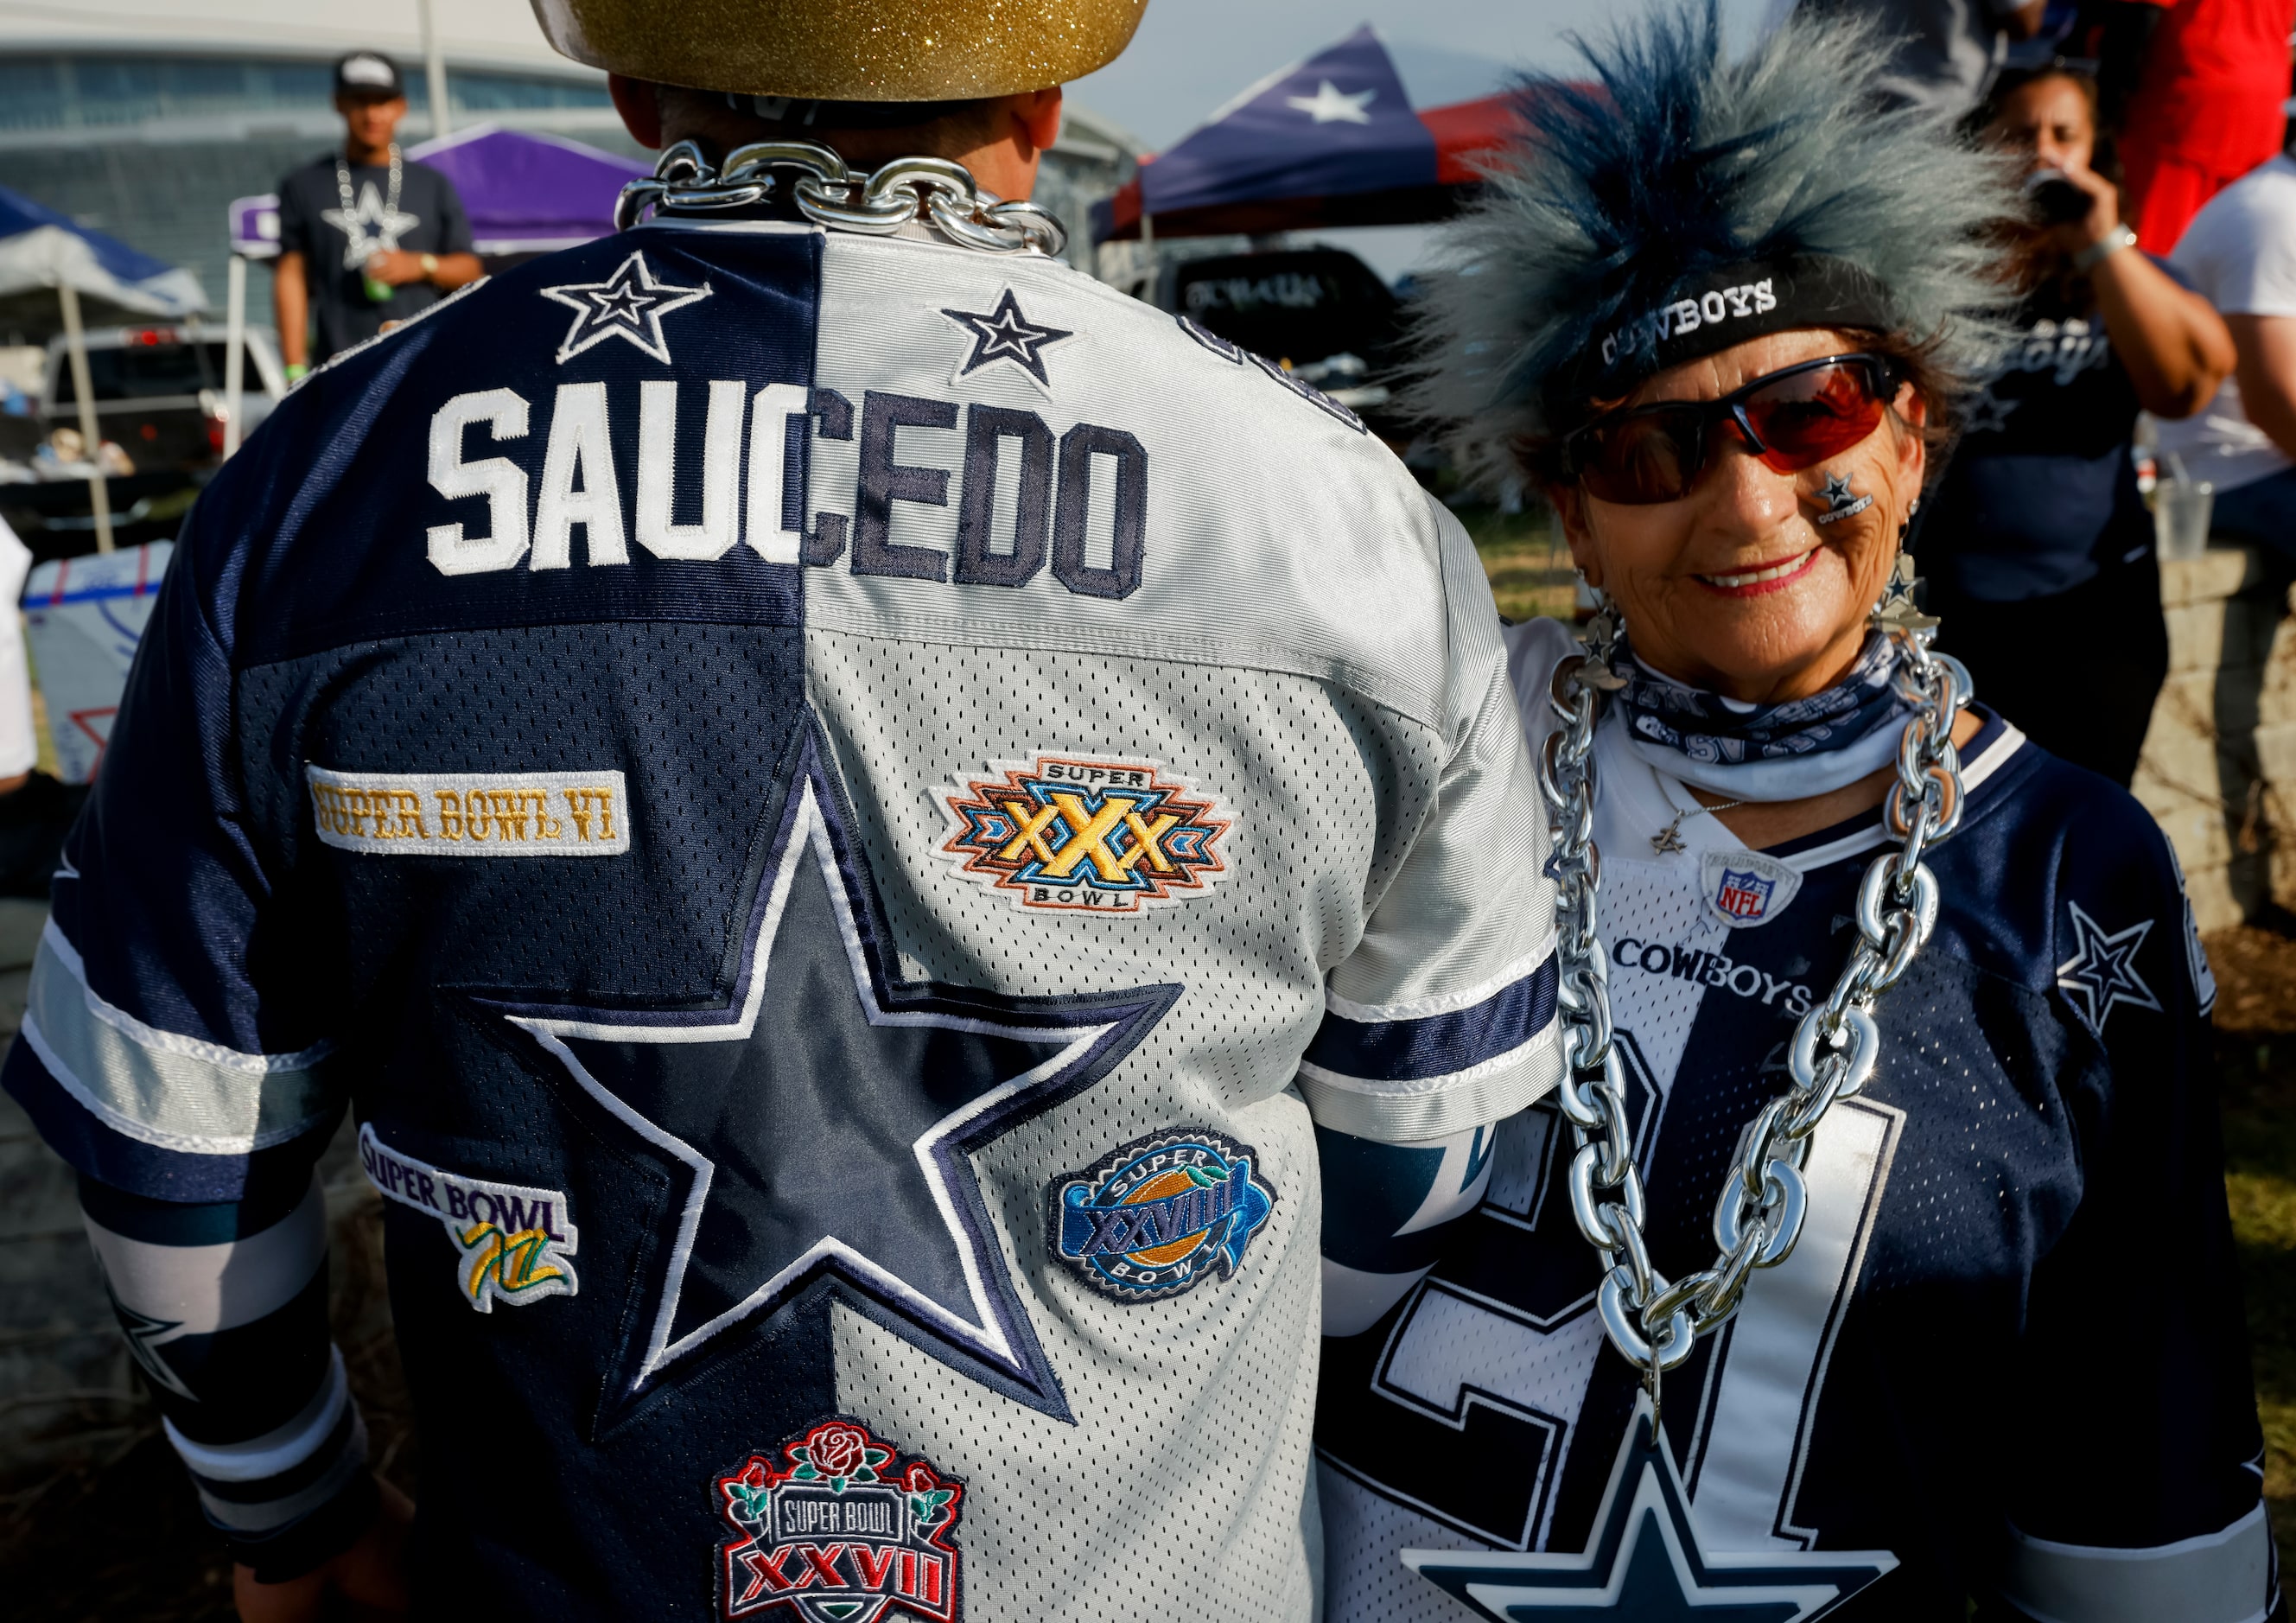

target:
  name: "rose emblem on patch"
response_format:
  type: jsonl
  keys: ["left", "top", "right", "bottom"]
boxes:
{"left": 1046, "top": 1129, "right": 1275, "bottom": 1302}
{"left": 716, "top": 1416, "right": 964, "bottom": 1621}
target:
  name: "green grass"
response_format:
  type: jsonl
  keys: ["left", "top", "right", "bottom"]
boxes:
{"left": 1460, "top": 498, "right": 1580, "bottom": 625}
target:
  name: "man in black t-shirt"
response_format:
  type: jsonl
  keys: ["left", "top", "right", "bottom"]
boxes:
{"left": 273, "top": 53, "right": 481, "bottom": 372}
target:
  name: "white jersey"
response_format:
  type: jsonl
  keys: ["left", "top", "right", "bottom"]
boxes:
{"left": 7, "top": 216, "right": 1561, "bottom": 1619}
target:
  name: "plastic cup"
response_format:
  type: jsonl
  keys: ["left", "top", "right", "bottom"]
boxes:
{"left": 2154, "top": 476, "right": 2215, "bottom": 562}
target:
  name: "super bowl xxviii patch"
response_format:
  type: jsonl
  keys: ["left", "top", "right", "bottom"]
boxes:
{"left": 1048, "top": 1129, "right": 1275, "bottom": 1302}
{"left": 937, "top": 754, "right": 1230, "bottom": 913}
{"left": 716, "top": 1417, "right": 964, "bottom": 1621}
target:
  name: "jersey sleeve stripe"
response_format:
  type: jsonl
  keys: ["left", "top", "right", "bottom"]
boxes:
{"left": 22, "top": 923, "right": 336, "bottom": 1157}
{"left": 1300, "top": 1022, "right": 1561, "bottom": 1143}
{"left": 1996, "top": 1504, "right": 2278, "bottom": 1623}
{"left": 83, "top": 1174, "right": 327, "bottom": 1338}
{"left": 164, "top": 1345, "right": 350, "bottom": 1482}
{"left": 1304, "top": 953, "right": 1558, "bottom": 1084}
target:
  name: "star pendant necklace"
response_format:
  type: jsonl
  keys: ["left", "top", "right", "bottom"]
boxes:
{"left": 1650, "top": 792, "right": 1741, "bottom": 856}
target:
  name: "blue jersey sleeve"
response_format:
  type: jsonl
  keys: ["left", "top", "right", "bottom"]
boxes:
{"left": 1978, "top": 794, "right": 2277, "bottom": 1623}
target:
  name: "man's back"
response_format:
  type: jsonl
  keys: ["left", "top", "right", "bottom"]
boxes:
{"left": 8, "top": 217, "right": 1556, "bottom": 1615}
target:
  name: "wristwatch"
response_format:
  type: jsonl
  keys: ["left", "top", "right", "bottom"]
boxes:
{"left": 2073, "top": 223, "right": 2138, "bottom": 273}
{"left": 419, "top": 252, "right": 440, "bottom": 280}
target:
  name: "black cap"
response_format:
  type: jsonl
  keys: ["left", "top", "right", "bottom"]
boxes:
{"left": 334, "top": 52, "right": 404, "bottom": 99}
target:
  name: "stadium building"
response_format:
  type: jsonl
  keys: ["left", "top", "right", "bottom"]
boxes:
{"left": 0, "top": 0, "right": 1139, "bottom": 316}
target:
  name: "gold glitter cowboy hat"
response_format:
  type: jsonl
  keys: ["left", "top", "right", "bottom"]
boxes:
{"left": 531, "top": 0, "right": 1150, "bottom": 102}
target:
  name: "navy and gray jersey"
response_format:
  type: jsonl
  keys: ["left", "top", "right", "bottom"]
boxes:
{"left": 0, "top": 217, "right": 1561, "bottom": 1613}
{"left": 1315, "top": 617, "right": 2275, "bottom": 1623}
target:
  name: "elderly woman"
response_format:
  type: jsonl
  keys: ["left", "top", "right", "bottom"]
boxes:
{"left": 1313, "top": 10, "right": 2274, "bottom": 1623}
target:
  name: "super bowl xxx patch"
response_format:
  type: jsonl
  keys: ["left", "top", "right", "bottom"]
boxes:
{"left": 359, "top": 1123, "right": 578, "bottom": 1312}
{"left": 937, "top": 754, "right": 1229, "bottom": 913}
{"left": 716, "top": 1416, "right": 964, "bottom": 1622}
{"left": 1048, "top": 1129, "right": 1275, "bottom": 1302}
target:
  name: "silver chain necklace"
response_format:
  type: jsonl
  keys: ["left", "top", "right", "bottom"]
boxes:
{"left": 334, "top": 143, "right": 403, "bottom": 270}
{"left": 616, "top": 139, "right": 1069, "bottom": 258}
{"left": 1537, "top": 582, "right": 1971, "bottom": 1417}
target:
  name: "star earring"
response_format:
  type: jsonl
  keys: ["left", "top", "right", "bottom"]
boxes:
{"left": 1814, "top": 472, "right": 1873, "bottom": 526}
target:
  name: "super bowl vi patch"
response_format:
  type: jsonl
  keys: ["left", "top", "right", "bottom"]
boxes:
{"left": 716, "top": 1416, "right": 965, "bottom": 1621}
{"left": 359, "top": 1124, "right": 579, "bottom": 1313}
{"left": 1048, "top": 1129, "right": 1275, "bottom": 1302}
{"left": 307, "top": 765, "right": 629, "bottom": 856}
{"left": 937, "top": 754, "right": 1230, "bottom": 913}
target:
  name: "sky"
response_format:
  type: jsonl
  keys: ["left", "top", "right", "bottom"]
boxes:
{"left": 1069, "top": 0, "right": 1782, "bottom": 280}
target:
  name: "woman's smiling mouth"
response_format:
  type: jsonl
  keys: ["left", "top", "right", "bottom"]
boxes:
{"left": 1695, "top": 548, "right": 1821, "bottom": 595}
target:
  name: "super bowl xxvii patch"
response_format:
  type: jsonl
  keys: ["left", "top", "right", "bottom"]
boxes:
{"left": 937, "top": 754, "right": 1230, "bottom": 913}
{"left": 1048, "top": 1129, "right": 1275, "bottom": 1302}
{"left": 716, "top": 1416, "right": 965, "bottom": 1621}
{"left": 358, "top": 1124, "right": 578, "bottom": 1312}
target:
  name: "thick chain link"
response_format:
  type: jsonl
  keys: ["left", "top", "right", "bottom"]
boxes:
{"left": 1536, "top": 603, "right": 1971, "bottom": 1396}
{"left": 615, "top": 139, "right": 1069, "bottom": 258}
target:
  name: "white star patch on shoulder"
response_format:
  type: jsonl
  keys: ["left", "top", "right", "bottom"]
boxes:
{"left": 2055, "top": 901, "right": 2163, "bottom": 1038}
{"left": 538, "top": 250, "right": 713, "bottom": 366}
{"left": 940, "top": 288, "right": 1074, "bottom": 393}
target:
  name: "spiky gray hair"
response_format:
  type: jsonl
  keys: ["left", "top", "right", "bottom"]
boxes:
{"left": 1409, "top": 0, "right": 2022, "bottom": 492}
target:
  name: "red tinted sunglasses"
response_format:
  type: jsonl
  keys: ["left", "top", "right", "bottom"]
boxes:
{"left": 1561, "top": 353, "right": 1899, "bottom": 506}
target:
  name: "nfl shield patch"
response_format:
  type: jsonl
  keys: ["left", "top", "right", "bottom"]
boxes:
{"left": 716, "top": 1417, "right": 965, "bottom": 1621}
{"left": 1697, "top": 850, "right": 1803, "bottom": 931}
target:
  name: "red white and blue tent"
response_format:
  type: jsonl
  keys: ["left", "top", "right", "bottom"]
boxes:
{"left": 1091, "top": 28, "right": 1527, "bottom": 243}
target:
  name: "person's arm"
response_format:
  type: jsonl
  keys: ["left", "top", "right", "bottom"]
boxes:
{"left": 1996, "top": 0, "right": 2049, "bottom": 42}
{"left": 2224, "top": 312, "right": 2296, "bottom": 458}
{"left": 272, "top": 251, "right": 309, "bottom": 373}
{"left": 1970, "top": 812, "right": 2279, "bottom": 1623}
{"left": 361, "top": 249, "right": 482, "bottom": 292}
{"left": 1306, "top": 502, "right": 1561, "bottom": 1332}
{"left": 2054, "top": 162, "right": 2236, "bottom": 416}
{"left": 0, "top": 481, "right": 400, "bottom": 1616}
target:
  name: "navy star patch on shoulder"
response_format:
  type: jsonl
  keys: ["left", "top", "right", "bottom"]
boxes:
{"left": 940, "top": 288, "right": 1073, "bottom": 391}
{"left": 539, "top": 249, "right": 714, "bottom": 366}
{"left": 2054, "top": 900, "right": 2162, "bottom": 1038}
{"left": 486, "top": 733, "right": 1176, "bottom": 1426}
{"left": 1404, "top": 1398, "right": 1896, "bottom": 1620}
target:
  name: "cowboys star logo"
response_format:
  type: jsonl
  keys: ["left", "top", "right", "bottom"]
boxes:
{"left": 538, "top": 250, "right": 714, "bottom": 366}
{"left": 939, "top": 288, "right": 1074, "bottom": 391}
{"left": 322, "top": 182, "right": 421, "bottom": 270}
{"left": 2054, "top": 901, "right": 2162, "bottom": 1038}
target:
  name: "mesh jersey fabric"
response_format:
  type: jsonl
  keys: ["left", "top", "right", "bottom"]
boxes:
{"left": 1315, "top": 617, "right": 2273, "bottom": 1623}
{"left": 2, "top": 216, "right": 1559, "bottom": 1615}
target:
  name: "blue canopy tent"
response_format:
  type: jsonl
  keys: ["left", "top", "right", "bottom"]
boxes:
{"left": 0, "top": 185, "right": 207, "bottom": 551}
{"left": 1091, "top": 28, "right": 1530, "bottom": 243}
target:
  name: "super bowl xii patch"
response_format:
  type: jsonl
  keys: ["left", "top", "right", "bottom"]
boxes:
{"left": 1048, "top": 1129, "right": 1276, "bottom": 1302}
{"left": 358, "top": 1123, "right": 578, "bottom": 1313}
{"left": 716, "top": 1416, "right": 965, "bottom": 1622}
{"left": 937, "top": 754, "right": 1230, "bottom": 913}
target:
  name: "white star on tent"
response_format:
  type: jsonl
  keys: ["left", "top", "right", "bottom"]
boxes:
{"left": 1286, "top": 80, "right": 1377, "bottom": 124}
{"left": 321, "top": 182, "right": 422, "bottom": 270}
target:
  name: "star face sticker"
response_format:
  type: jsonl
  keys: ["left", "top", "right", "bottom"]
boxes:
{"left": 940, "top": 288, "right": 1074, "bottom": 391}
{"left": 1286, "top": 80, "right": 1377, "bottom": 124}
{"left": 538, "top": 250, "right": 714, "bottom": 366}
{"left": 2055, "top": 901, "right": 2162, "bottom": 1037}
{"left": 487, "top": 735, "right": 1174, "bottom": 1427}
{"left": 1405, "top": 1400, "right": 1896, "bottom": 1621}
{"left": 1812, "top": 472, "right": 1873, "bottom": 527}
{"left": 321, "top": 182, "right": 421, "bottom": 270}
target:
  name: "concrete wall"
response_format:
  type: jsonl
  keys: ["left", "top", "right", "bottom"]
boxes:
{"left": 2134, "top": 546, "right": 2296, "bottom": 932}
